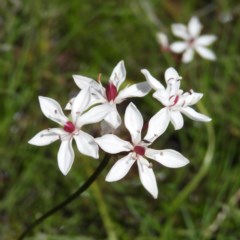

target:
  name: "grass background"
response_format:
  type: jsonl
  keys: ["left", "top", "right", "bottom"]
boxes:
{"left": 1, "top": 0, "right": 240, "bottom": 239}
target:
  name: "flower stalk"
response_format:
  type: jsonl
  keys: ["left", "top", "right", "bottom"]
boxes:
{"left": 17, "top": 154, "right": 110, "bottom": 240}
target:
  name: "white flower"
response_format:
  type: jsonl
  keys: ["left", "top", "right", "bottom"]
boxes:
{"left": 156, "top": 32, "right": 169, "bottom": 51}
{"left": 170, "top": 16, "right": 217, "bottom": 63}
{"left": 28, "top": 88, "right": 110, "bottom": 175}
{"left": 141, "top": 67, "right": 212, "bottom": 142}
{"left": 95, "top": 102, "right": 189, "bottom": 199}
{"left": 66, "top": 60, "right": 151, "bottom": 129}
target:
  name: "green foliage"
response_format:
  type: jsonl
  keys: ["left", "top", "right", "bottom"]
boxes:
{"left": 0, "top": 0, "right": 240, "bottom": 239}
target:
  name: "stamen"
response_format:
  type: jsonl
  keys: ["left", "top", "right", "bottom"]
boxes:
{"left": 97, "top": 73, "right": 102, "bottom": 83}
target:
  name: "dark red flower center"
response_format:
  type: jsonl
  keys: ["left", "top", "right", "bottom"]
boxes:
{"left": 106, "top": 82, "right": 118, "bottom": 102}
{"left": 134, "top": 145, "right": 145, "bottom": 156}
{"left": 63, "top": 121, "right": 75, "bottom": 133}
{"left": 189, "top": 38, "right": 195, "bottom": 46}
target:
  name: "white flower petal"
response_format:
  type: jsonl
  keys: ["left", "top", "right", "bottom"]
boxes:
{"left": 171, "top": 23, "right": 189, "bottom": 40}
{"left": 153, "top": 89, "right": 170, "bottom": 106}
{"left": 156, "top": 32, "right": 169, "bottom": 48}
{"left": 188, "top": 16, "right": 202, "bottom": 38}
{"left": 105, "top": 153, "right": 135, "bottom": 182}
{"left": 124, "top": 102, "right": 143, "bottom": 145}
{"left": 170, "top": 111, "right": 184, "bottom": 130}
{"left": 182, "top": 48, "right": 194, "bottom": 63}
{"left": 146, "top": 148, "right": 189, "bottom": 168}
{"left": 57, "top": 139, "right": 74, "bottom": 175}
{"left": 104, "top": 108, "right": 122, "bottom": 129}
{"left": 90, "top": 87, "right": 107, "bottom": 104}
{"left": 170, "top": 41, "right": 187, "bottom": 53}
{"left": 74, "top": 131, "right": 99, "bottom": 159}
{"left": 141, "top": 69, "right": 165, "bottom": 91}
{"left": 71, "top": 87, "right": 91, "bottom": 123}
{"left": 195, "top": 46, "right": 216, "bottom": 61}
{"left": 110, "top": 60, "right": 126, "bottom": 90}
{"left": 95, "top": 134, "right": 133, "bottom": 154}
{"left": 137, "top": 157, "right": 158, "bottom": 199}
{"left": 39, "top": 96, "right": 68, "bottom": 126}
{"left": 195, "top": 35, "right": 217, "bottom": 46}
{"left": 28, "top": 128, "right": 65, "bottom": 146}
{"left": 65, "top": 97, "right": 75, "bottom": 110}
{"left": 115, "top": 82, "right": 151, "bottom": 104}
{"left": 180, "top": 107, "right": 212, "bottom": 122}
{"left": 165, "top": 67, "right": 182, "bottom": 82}
{"left": 144, "top": 108, "right": 170, "bottom": 142}
{"left": 165, "top": 67, "right": 181, "bottom": 95}
{"left": 77, "top": 103, "right": 112, "bottom": 127}
{"left": 184, "top": 91, "right": 203, "bottom": 106}
{"left": 73, "top": 75, "right": 100, "bottom": 90}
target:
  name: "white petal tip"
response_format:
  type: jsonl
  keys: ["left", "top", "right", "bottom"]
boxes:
{"left": 92, "top": 153, "right": 99, "bottom": 159}
{"left": 28, "top": 140, "right": 34, "bottom": 145}
{"left": 141, "top": 69, "right": 147, "bottom": 73}
{"left": 198, "top": 116, "right": 212, "bottom": 122}
{"left": 105, "top": 176, "right": 115, "bottom": 182}
{"left": 38, "top": 96, "right": 45, "bottom": 101}
{"left": 174, "top": 125, "right": 183, "bottom": 130}
{"left": 64, "top": 106, "right": 71, "bottom": 110}
{"left": 205, "top": 117, "right": 212, "bottom": 122}
{"left": 165, "top": 67, "right": 181, "bottom": 80}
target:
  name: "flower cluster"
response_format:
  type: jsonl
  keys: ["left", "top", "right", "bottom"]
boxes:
{"left": 157, "top": 16, "right": 217, "bottom": 63}
{"left": 29, "top": 60, "right": 211, "bottom": 198}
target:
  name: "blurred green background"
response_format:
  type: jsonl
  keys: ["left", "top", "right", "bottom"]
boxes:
{"left": 1, "top": 0, "right": 240, "bottom": 239}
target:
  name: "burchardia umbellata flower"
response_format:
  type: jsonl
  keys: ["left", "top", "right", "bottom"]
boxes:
{"left": 170, "top": 16, "right": 217, "bottom": 63}
{"left": 28, "top": 88, "right": 110, "bottom": 175}
{"left": 66, "top": 61, "right": 151, "bottom": 129}
{"left": 95, "top": 102, "right": 189, "bottom": 199}
{"left": 141, "top": 67, "right": 211, "bottom": 142}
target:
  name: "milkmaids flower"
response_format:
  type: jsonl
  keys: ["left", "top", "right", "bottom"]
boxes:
{"left": 95, "top": 102, "right": 189, "bottom": 199}
{"left": 141, "top": 67, "right": 212, "bottom": 142}
{"left": 156, "top": 32, "right": 169, "bottom": 51}
{"left": 28, "top": 88, "right": 109, "bottom": 175}
{"left": 66, "top": 60, "right": 151, "bottom": 129}
{"left": 170, "top": 16, "right": 217, "bottom": 63}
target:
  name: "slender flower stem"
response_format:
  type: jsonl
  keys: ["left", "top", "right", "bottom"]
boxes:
{"left": 17, "top": 154, "right": 110, "bottom": 240}
{"left": 167, "top": 102, "right": 215, "bottom": 214}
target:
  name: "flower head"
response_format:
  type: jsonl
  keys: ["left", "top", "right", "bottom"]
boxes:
{"left": 95, "top": 102, "right": 189, "bottom": 198}
{"left": 156, "top": 32, "right": 169, "bottom": 51}
{"left": 66, "top": 61, "right": 151, "bottom": 129}
{"left": 170, "top": 16, "right": 217, "bottom": 63}
{"left": 28, "top": 88, "right": 110, "bottom": 175}
{"left": 141, "top": 67, "right": 212, "bottom": 142}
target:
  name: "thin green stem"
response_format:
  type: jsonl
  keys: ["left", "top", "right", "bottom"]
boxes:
{"left": 17, "top": 154, "right": 110, "bottom": 240}
{"left": 167, "top": 102, "right": 215, "bottom": 214}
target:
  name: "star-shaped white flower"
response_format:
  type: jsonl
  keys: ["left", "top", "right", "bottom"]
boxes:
{"left": 66, "top": 60, "right": 151, "bottom": 129}
{"left": 95, "top": 102, "right": 189, "bottom": 199}
{"left": 170, "top": 16, "right": 217, "bottom": 63}
{"left": 141, "top": 67, "right": 212, "bottom": 142}
{"left": 28, "top": 88, "right": 110, "bottom": 175}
